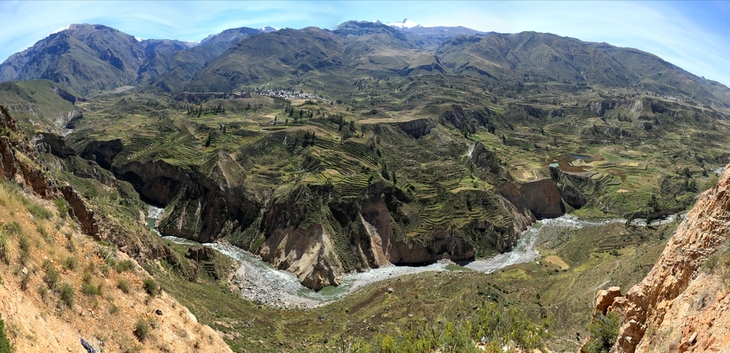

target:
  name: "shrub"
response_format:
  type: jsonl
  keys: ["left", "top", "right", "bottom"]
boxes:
{"left": 37, "top": 224, "right": 52, "bottom": 244}
{"left": 115, "top": 259, "right": 135, "bottom": 273}
{"left": 59, "top": 282, "right": 74, "bottom": 307}
{"left": 142, "top": 278, "right": 159, "bottom": 297}
{"left": 0, "top": 232, "right": 8, "bottom": 264}
{"left": 584, "top": 312, "right": 621, "bottom": 353}
{"left": 63, "top": 256, "right": 78, "bottom": 271}
{"left": 54, "top": 198, "right": 69, "bottom": 219}
{"left": 133, "top": 319, "right": 150, "bottom": 341}
{"left": 117, "top": 279, "right": 130, "bottom": 294}
{"left": 43, "top": 259, "right": 59, "bottom": 290}
{"left": 82, "top": 283, "right": 101, "bottom": 296}
{"left": 0, "top": 317, "right": 11, "bottom": 353}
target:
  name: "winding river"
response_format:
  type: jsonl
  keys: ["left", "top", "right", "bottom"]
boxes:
{"left": 147, "top": 206, "right": 679, "bottom": 308}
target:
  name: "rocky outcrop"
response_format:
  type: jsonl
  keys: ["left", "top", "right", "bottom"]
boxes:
{"left": 34, "top": 132, "right": 77, "bottom": 158}
{"left": 550, "top": 166, "right": 598, "bottom": 209}
{"left": 584, "top": 163, "right": 730, "bottom": 352}
{"left": 519, "top": 179, "right": 565, "bottom": 219}
{"left": 51, "top": 109, "right": 82, "bottom": 128}
{"left": 396, "top": 118, "right": 436, "bottom": 138}
{"left": 588, "top": 99, "right": 644, "bottom": 116}
{"left": 60, "top": 184, "right": 99, "bottom": 238}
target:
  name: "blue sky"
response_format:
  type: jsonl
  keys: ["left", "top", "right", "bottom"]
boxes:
{"left": 1, "top": 1, "right": 730, "bottom": 87}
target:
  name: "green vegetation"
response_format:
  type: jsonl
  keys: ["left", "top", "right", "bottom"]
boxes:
{"left": 116, "top": 279, "right": 131, "bottom": 294}
{"left": 59, "top": 282, "right": 75, "bottom": 308}
{"left": 63, "top": 256, "right": 78, "bottom": 271}
{"left": 0, "top": 317, "right": 12, "bottom": 353}
{"left": 115, "top": 259, "right": 135, "bottom": 273}
{"left": 353, "top": 302, "right": 549, "bottom": 352}
{"left": 584, "top": 313, "right": 621, "bottom": 353}
{"left": 133, "top": 318, "right": 150, "bottom": 341}
{"left": 142, "top": 277, "right": 159, "bottom": 297}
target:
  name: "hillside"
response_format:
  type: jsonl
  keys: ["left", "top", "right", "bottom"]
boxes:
{"left": 0, "top": 24, "right": 262, "bottom": 96}
{"left": 0, "top": 104, "right": 232, "bottom": 352}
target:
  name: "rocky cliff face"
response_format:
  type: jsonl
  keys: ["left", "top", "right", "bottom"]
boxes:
{"left": 588, "top": 99, "right": 644, "bottom": 117}
{"left": 585, "top": 163, "right": 730, "bottom": 352}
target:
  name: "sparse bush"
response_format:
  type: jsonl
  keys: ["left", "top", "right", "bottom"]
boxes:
{"left": 117, "top": 279, "right": 130, "bottom": 294}
{"left": 59, "top": 282, "right": 74, "bottom": 308}
{"left": 28, "top": 201, "right": 52, "bottom": 220}
{"left": 63, "top": 256, "right": 78, "bottom": 271}
{"left": 115, "top": 259, "right": 135, "bottom": 273}
{"left": 0, "top": 317, "right": 12, "bottom": 353}
{"left": 584, "top": 312, "right": 621, "bottom": 353}
{"left": 54, "top": 198, "right": 69, "bottom": 219}
{"left": 142, "top": 278, "right": 159, "bottom": 297}
{"left": 43, "top": 260, "right": 59, "bottom": 290}
{"left": 0, "top": 232, "right": 9, "bottom": 264}
{"left": 37, "top": 224, "right": 52, "bottom": 244}
{"left": 3, "top": 221, "right": 22, "bottom": 236}
{"left": 133, "top": 318, "right": 150, "bottom": 341}
{"left": 18, "top": 235, "right": 30, "bottom": 265}
{"left": 82, "top": 282, "right": 102, "bottom": 296}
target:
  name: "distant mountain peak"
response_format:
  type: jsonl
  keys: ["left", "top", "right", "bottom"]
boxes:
{"left": 386, "top": 19, "right": 422, "bottom": 29}
{"left": 260, "top": 26, "right": 279, "bottom": 33}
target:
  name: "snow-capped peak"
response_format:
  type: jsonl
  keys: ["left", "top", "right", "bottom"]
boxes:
{"left": 50, "top": 24, "right": 71, "bottom": 35}
{"left": 386, "top": 19, "right": 421, "bottom": 29}
{"left": 135, "top": 37, "right": 142, "bottom": 42}
{"left": 259, "top": 26, "right": 279, "bottom": 33}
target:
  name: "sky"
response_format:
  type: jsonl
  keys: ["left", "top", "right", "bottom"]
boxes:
{"left": 1, "top": 1, "right": 730, "bottom": 87}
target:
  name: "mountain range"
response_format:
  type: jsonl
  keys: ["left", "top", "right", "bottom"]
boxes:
{"left": 1, "top": 20, "right": 728, "bottom": 110}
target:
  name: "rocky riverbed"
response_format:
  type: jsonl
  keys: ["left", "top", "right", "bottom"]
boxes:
{"left": 148, "top": 206, "right": 681, "bottom": 309}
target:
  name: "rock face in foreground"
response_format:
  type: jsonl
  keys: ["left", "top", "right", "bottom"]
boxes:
{"left": 585, "top": 164, "right": 730, "bottom": 352}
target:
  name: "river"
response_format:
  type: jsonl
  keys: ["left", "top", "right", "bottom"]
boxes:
{"left": 146, "top": 206, "right": 679, "bottom": 308}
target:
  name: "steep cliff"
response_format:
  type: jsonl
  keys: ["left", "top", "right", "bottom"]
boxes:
{"left": 585, "top": 164, "right": 730, "bottom": 352}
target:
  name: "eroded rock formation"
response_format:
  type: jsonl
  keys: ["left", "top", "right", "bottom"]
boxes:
{"left": 584, "top": 163, "right": 730, "bottom": 352}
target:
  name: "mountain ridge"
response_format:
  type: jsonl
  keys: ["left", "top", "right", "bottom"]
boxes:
{"left": 4, "top": 21, "right": 727, "bottom": 109}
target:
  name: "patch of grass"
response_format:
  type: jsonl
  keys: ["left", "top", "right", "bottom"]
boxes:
{"left": 0, "top": 317, "right": 12, "bottom": 353}
{"left": 63, "top": 256, "right": 78, "bottom": 271}
{"left": 0, "top": 232, "right": 9, "bottom": 264}
{"left": 117, "top": 279, "right": 130, "bottom": 294}
{"left": 37, "top": 224, "right": 52, "bottom": 244}
{"left": 133, "top": 318, "right": 150, "bottom": 341}
{"left": 54, "top": 198, "right": 69, "bottom": 219}
{"left": 115, "top": 259, "right": 135, "bottom": 273}
{"left": 2, "top": 222, "right": 21, "bottom": 236}
{"left": 43, "top": 259, "right": 60, "bottom": 290}
{"left": 142, "top": 277, "right": 159, "bottom": 297}
{"left": 18, "top": 235, "right": 30, "bottom": 265}
{"left": 27, "top": 201, "right": 52, "bottom": 220}
{"left": 82, "top": 282, "right": 102, "bottom": 296}
{"left": 59, "top": 282, "right": 75, "bottom": 308}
